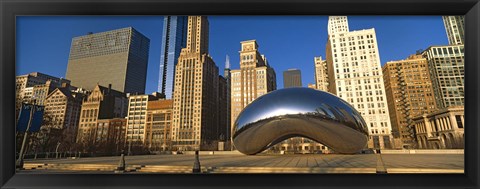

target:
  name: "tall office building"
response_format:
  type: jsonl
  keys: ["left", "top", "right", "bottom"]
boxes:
{"left": 218, "top": 75, "right": 229, "bottom": 150}
{"left": 326, "top": 16, "right": 393, "bottom": 149}
{"left": 224, "top": 55, "right": 232, "bottom": 148}
{"left": 283, "top": 69, "right": 302, "bottom": 88}
{"left": 314, "top": 56, "right": 329, "bottom": 91}
{"left": 66, "top": 27, "right": 150, "bottom": 94}
{"left": 158, "top": 16, "right": 188, "bottom": 98}
{"left": 442, "top": 16, "right": 464, "bottom": 45}
{"left": 230, "top": 40, "right": 277, "bottom": 134}
{"left": 382, "top": 54, "right": 437, "bottom": 148}
{"left": 171, "top": 16, "right": 220, "bottom": 151}
{"left": 422, "top": 45, "right": 464, "bottom": 109}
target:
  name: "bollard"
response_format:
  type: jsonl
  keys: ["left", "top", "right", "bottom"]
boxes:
{"left": 34, "top": 153, "right": 37, "bottom": 160}
{"left": 115, "top": 152, "right": 126, "bottom": 173}
{"left": 192, "top": 150, "right": 201, "bottom": 173}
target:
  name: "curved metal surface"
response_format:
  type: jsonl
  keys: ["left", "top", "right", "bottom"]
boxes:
{"left": 232, "top": 88, "right": 369, "bottom": 155}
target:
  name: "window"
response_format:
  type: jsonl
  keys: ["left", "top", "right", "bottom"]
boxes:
{"left": 456, "top": 115, "right": 463, "bottom": 128}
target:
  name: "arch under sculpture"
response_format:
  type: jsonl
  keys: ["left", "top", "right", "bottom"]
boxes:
{"left": 232, "top": 88, "right": 369, "bottom": 155}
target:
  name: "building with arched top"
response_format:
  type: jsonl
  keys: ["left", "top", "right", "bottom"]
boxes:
{"left": 411, "top": 106, "right": 464, "bottom": 149}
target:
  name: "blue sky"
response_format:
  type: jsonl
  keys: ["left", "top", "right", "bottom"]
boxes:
{"left": 17, "top": 16, "right": 448, "bottom": 94}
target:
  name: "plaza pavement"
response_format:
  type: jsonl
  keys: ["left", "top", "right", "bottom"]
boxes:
{"left": 19, "top": 153, "right": 464, "bottom": 174}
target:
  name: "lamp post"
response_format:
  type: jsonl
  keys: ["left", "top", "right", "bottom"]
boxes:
{"left": 55, "top": 142, "right": 61, "bottom": 159}
{"left": 16, "top": 98, "right": 36, "bottom": 169}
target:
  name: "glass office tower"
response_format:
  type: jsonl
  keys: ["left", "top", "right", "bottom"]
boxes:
{"left": 158, "top": 16, "right": 188, "bottom": 98}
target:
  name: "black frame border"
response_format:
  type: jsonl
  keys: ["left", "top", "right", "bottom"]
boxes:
{"left": 1, "top": 0, "right": 479, "bottom": 188}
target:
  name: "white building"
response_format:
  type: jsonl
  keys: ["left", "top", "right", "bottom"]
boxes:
{"left": 326, "top": 16, "right": 393, "bottom": 149}
{"left": 442, "top": 16, "right": 464, "bottom": 45}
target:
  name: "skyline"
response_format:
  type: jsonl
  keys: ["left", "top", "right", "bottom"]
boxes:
{"left": 17, "top": 16, "right": 449, "bottom": 94}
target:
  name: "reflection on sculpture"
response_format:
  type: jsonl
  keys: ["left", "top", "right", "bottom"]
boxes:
{"left": 232, "top": 88, "right": 369, "bottom": 155}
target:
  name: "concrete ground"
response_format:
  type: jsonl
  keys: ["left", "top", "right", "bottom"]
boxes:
{"left": 20, "top": 153, "right": 464, "bottom": 174}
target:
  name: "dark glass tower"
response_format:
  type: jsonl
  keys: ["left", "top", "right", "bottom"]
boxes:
{"left": 158, "top": 16, "right": 188, "bottom": 98}
{"left": 66, "top": 27, "right": 150, "bottom": 94}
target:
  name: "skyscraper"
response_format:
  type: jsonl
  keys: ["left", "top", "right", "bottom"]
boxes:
{"left": 422, "top": 45, "right": 465, "bottom": 109}
{"left": 283, "top": 69, "right": 302, "bottom": 88}
{"left": 382, "top": 54, "right": 437, "bottom": 148}
{"left": 442, "top": 16, "right": 464, "bottom": 45}
{"left": 326, "top": 16, "right": 393, "bottom": 149}
{"left": 158, "top": 16, "right": 188, "bottom": 98}
{"left": 230, "top": 40, "right": 276, "bottom": 133}
{"left": 171, "top": 16, "right": 220, "bottom": 151}
{"left": 223, "top": 55, "right": 232, "bottom": 148}
{"left": 314, "top": 56, "right": 329, "bottom": 91}
{"left": 65, "top": 27, "right": 150, "bottom": 94}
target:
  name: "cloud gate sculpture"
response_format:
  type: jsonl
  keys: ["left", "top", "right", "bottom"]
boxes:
{"left": 232, "top": 88, "right": 369, "bottom": 155}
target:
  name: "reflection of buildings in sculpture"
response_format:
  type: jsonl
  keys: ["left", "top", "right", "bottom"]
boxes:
{"left": 145, "top": 99, "right": 173, "bottom": 151}
{"left": 76, "top": 84, "right": 127, "bottom": 144}
{"left": 126, "top": 93, "right": 164, "bottom": 144}
{"left": 171, "top": 16, "right": 221, "bottom": 151}
{"left": 422, "top": 45, "right": 464, "bottom": 109}
{"left": 442, "top": 16, "right": 464, "bottom": 45}
{"left": 382, "top": 54, "right": 437, "bottom": 149}
{"left": 412, "top": 106, "right": 464, "bottom": 149}
{"left": 232, "top": 88, "right": 368, "bottom": 155}
{"left": 314, "top": 56, "right": 329, "bottom": 91}
{"left": 326, "top": 16, "right": 393, "bottom": 149}
{"left": 231, "top": 40, "right": 276, "bottom": 144}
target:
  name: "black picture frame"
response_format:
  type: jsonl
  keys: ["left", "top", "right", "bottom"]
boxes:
{"left": 1, "top": 0, "right": 479, "bottom": 188}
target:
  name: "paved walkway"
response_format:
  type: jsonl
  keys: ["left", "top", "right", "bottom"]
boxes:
{"left": 20, "top": 153, "right": 463, "bottom": 174}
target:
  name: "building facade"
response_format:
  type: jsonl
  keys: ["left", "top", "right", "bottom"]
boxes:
{"left": 76, "top": 84, "right": 127, "bottom": 146}
{"left": 125, "top": 93, "right": 163, "bottom": 144}
{"left": 158, "top": 16, "right": 188, "bottom": 99}
{"left": 44, "top": 85, "right": 85, "bottom": 143}
{"left": 283, "top": 69, "right": 302, "bottom": 88}
{"left": 224, "top": 55, "right": 232, "bottom": 149}
{"left": 230, "top": 40, "right": 277, "bottom": 136}
{"left": 171, "top": 16, "right": 221, "bottom": 151}
{"left": 65, "top": 27, "right": 150, "bottom": 94}
{"left": 442, "top": 16, "right": 464, "bottom": 45}
{"left": 422, "top": 45, "right": 465, "bottom": 109}
{"left": 382, "top": 54, "right": 437, "bottom": 148}
{"left": 95, "top": 118, "right": 127, "bottom": 153}
{"left": 145, "top": 99, "right": 173, "bottom": 151}
{"left": 412, "top": 106, "right": 464, "bottom": 149}
{"left": 16, "top": 72, "right": 70, "bottom": 117}
{"left": 326, "top": 16, "right": 393, "bottom": 149}
{"left": 314, "top": 56, "right": 329, "bottom": 91}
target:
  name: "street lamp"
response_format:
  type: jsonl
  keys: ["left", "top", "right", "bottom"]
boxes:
{"left": 55, "top": 142, "right": 61, "bottom": 159}
{"left": 16, "top": 97, "right": 37, "bottom": 169}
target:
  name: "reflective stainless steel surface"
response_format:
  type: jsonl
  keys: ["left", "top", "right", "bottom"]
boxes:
{"left": 232, "top": 88, "right": 369, "bottom": 155}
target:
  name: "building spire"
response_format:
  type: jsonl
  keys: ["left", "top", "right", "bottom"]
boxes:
{"left": 225, "top": 55, "right": 230, "bottom": 69}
